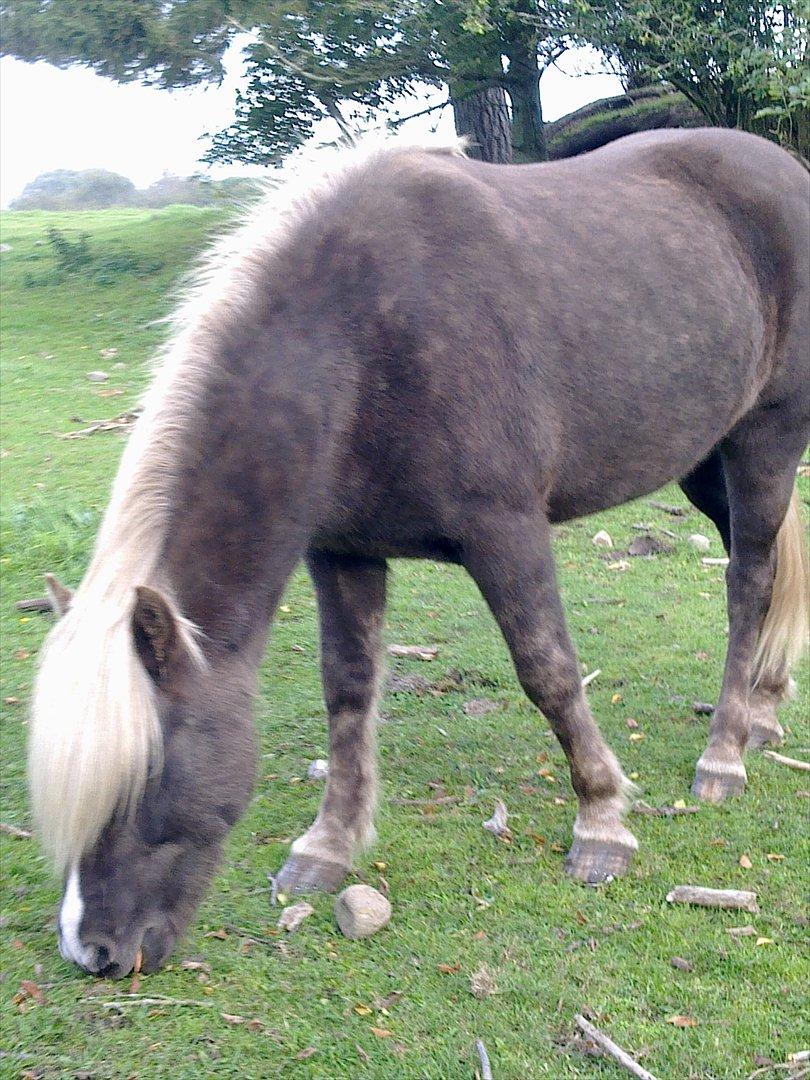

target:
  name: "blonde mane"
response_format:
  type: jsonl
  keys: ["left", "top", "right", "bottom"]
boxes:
{"left": 28, "top": 132, "right": 465, "bottom": 875}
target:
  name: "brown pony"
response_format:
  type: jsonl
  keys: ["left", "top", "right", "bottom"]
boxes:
{"left": 29, "top": 129, "right": 809, "bottom": 977}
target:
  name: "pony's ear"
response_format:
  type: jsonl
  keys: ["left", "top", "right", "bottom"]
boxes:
{"left": 131, "top": 586, "right": 184, "bottom": 685}
{"left": 44, "top": 574, "right": 73, "bottom": 618}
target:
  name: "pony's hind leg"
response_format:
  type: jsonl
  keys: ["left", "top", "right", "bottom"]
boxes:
{"left": 680, "top": 451, "right": 788, "bottom": 748}
{"left": 463, "top": 512, "right": 637, "bottom": 883}
{"left": 692, "top": 411, "right": 808, "bottom": 802}
{"left": 275, "top": 551, "right": 386, "bottom": 894}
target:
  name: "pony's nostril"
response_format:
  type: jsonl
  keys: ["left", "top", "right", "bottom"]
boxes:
{"left": 91, "top": 944, "right": 110, "bottom": 970}
{"left": 82, "top": 942, "right": 116, "bottom": 975}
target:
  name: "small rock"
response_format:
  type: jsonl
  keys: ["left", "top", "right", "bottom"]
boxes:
{"left": 334, "top": 884, "right": 391, "bottom": 939}
{"left": 592, "top": 529, "right": 613, "bottom": 548}
{"left": 307, "top": 759, "right": 329, "bottom": 781}
{"left": 0, "top": 243, "right": 11, "bottom": 253}
{"left": 688, "top": 533, "right": 711, "bottom": 553}
{"left": 99, "top": 347, "right": 119, "bottom": 359}
{"left": 86, "top": 370, "right": 109, "bottom": 383}
{"left": 670, "top": 956, "right": 693, "bottom": 971}
{"left": 277, "top": 901, "right": 314, "bottom": 933}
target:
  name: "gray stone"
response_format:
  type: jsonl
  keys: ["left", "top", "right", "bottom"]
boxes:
{"left": 334, "top": 884, "right": 391, "bottom": 939}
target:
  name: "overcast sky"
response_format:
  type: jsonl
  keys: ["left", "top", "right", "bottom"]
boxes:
{"left": 0, "top": 42, "right": 622, "bottom": 207}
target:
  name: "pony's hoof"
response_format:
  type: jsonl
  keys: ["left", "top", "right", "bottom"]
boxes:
{"left": 274, "top": 853, "right": 349, "bottom": 897}
{"left": 691, "top": 761, "right": 747, "bottom": 802}
{"left": 564, "top": 837, "right": 634, "bottom": 884}
{"left": 747, "top": 722, "right": 784, "bottom": 750}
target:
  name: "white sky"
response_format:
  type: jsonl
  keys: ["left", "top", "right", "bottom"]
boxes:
{"left": 0, "top": 41, "right": 622, "bottom": 207}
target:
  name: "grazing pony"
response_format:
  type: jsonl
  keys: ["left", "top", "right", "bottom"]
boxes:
{"left": 29, "top": 130, "right": 808, "bottom": 977}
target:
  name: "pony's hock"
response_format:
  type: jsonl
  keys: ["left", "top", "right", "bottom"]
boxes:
{"left": 28, "top": 128, "right": 809, "bottom": 975}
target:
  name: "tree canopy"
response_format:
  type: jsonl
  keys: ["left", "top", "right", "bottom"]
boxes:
{"left": 2, "top": 0, "right": 808, "bottom": 163}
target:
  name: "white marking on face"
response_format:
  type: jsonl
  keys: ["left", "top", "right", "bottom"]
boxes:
{"left": 58, "top": 868, "right": 90, "bottom": 967}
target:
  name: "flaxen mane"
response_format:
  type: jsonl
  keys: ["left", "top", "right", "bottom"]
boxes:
{"left": 28, "top": 134, "right": 466, "bottom": 875}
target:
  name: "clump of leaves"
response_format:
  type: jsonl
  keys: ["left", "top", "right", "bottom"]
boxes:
{"left": 23, "top": 228, "right": 163, "bottom": 287}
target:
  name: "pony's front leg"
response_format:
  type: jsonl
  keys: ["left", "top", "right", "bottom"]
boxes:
{"left": 275, "top": 551, "right": 386, "bottom": 895}
{"left": 463, "top": 512, "right": 638, "bottom": 884}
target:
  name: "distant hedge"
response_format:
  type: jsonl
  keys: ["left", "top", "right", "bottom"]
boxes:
{"left": 10, "top": 169, "right": 262, "bottom": 211}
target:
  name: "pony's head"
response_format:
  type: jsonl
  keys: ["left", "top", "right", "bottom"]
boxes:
{"left": 29, "top": 583, "right": 255, "bottom": 977}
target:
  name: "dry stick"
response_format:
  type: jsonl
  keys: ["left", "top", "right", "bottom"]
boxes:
{"left": 632, "top": 800, "right": 700, "bottom": 817}
{"left": 14, "top": 597, "right": 53, "bottom": 613}
{"left": 747, "top": 1063, "right": 809, "bottom": 1080}
{"left": 631, "top": 522, "right": 678, "bottom": 539}
{"left": 0, "top": 823, "right": 32, "bottom": 839}
{"left": 648, "top": 500, "right": 689, "bottom": 516}
{"left": 666, "top": 886, "right": 759, "bottom": 913}
{"left": 574, "top": 1015, "right": 659, "bottom": 1080}
{"left": 475, "top": 1038, "right": 493, "bottom": 1080}
{"left": 223, "top": 923, "right": 279, "bottom": 947}
{"left": 763, "top": 750, "right": 810, "bottom": 773}
{"left": 102, "top": 996, "right": 213, "bottom": 1009}
{"left": 581, "top": 668, "right": 601, "bottom": 688}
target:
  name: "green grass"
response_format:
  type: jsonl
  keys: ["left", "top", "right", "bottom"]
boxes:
{"left": 1, "top": 209, "right": 808, "bottom": 1080}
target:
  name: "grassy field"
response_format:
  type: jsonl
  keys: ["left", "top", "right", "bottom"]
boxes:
{"left": 1, "top": 209, "right": 808, "bottom": 1080}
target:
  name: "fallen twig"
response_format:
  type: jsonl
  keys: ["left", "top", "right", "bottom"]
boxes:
{"left": 57, "top": 409, "right": 142, "bottom": 440}
{"left": 702, "top": 557, "right": 729, "bottom": 566}
{"left": 581, "top": 668, "right": 601, "bottom": 688}
{"left": 475, "top": 1038, "right": 493, "bottom": 1080}
{"left": 632, "top": 801, "right": 700, "bottom": 818}
{"left": 14, "top": 597, "right": 53, "bottom": 613}
{"left": 224, "top": 923, "right": 278, "bottom": 946}
{"left": 0, "top": 823, "right": 32, "bottom": 839}
{"left": 102, "top": 996, "right": 213, "bottom": 1009}
{"left": 648, "top": 501, "right": 689, "bottom": 517}
{"left": 574, "top": 1014, "right": 659, "bottom": 1080}
{"left": 632, "top": 522, "right": 678, "bottom": 539}
{"left": 763, "top": 750, "right": 810, "bottom": 773}
{"left": 390, "top": 795, "right": 460, "bottom": 806}
{"left": 666, "top": 886, "right": 759, "bottom": 913}
{"left": 747, "top": 1056, "right": 810, "bottom": 1079}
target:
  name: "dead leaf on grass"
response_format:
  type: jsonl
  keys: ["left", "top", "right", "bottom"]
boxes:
{"left": 437, "top": 962, "right": 461, "bottom": 974}
{"left": 666, "top": 1015, "right": 698, "bottom": 1028}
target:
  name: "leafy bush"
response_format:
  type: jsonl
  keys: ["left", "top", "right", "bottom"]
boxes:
{"left": 22, "top": 228, "right": 164, "bottom": 287}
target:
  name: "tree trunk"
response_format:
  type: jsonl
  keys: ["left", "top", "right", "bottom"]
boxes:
{"left": 451, "top": 85, "right": 512, "bottom": 163}
{"left": 505, "top": 39, "right": 546, "bottom": 162}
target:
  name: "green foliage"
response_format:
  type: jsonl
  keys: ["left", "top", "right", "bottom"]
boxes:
{"left": 1, "top": 206, "right": 808, "bottom": 1078}
{"left": 575, "top": 0, "right": 810, "bottom": 156}
{"left": 0, "top": 0, "right": 233, "bottom": 85}
{"left": 21, "top": 226, "right": 164, "bottom": 287}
